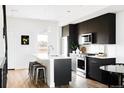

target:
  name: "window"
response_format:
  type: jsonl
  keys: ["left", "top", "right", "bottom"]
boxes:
{"left": 37, "top": 35, "right": 48, "bottom": 53}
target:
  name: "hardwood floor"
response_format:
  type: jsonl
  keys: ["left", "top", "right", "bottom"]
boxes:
{"left": 7, "top": 69, "right": 48, "bottom": 88}
{"left": 7, "top": 69, "right": 108, "bottom": 88}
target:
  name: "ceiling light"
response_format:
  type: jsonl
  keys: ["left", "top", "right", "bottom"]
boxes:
{"left": 10, "top": 9, "right": 18, "bottom": 12}
{"left": 67, "top": 10, "right": 71, "bottom": 13}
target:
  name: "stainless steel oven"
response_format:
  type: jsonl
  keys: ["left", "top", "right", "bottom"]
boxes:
{"left": 76, "top": 57, "right": 86, "bottom": 76}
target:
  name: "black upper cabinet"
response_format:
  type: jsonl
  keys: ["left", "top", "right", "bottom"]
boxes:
{"left": 62, "top": 24, "right": 78, "bottom": 54}
{"left": 62, "top": 13, "right": 116, "bottom": 50}
{"left": 78, "top": 21, "right": 88, "bottom": 35}
{"left": 78, "top": 13, "right": 116, "bottom": 44}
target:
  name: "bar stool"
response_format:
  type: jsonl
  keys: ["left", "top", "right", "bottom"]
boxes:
{"left": 29, "top": 61, "right": 38, "bottom": 75}
{"left": 35, "top": 66, "right": 46, "bottom": 84}
{"left": 32, "top": 64, "right": 42, "bottom": 80}
{"left": 29, "top": 61, "right": 41, "bottom": 80}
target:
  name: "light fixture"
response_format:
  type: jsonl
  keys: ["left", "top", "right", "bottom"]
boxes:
{"left": 10, "top": 9, "right": 18, "bottom": 12}
{"left": 67, "top": 10, "right": 71, "bottom": 13}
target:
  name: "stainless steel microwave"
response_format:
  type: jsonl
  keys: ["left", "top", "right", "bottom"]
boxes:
{"left": 79, "top": 33, "right": 93, "bottom": 45}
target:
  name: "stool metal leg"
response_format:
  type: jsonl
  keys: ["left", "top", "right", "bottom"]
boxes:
{"left": 36, "top": 68, "right": 39, "bottom": 84}
{"left": 36, "top": 68, "right": 44, "bottom": 84}
{"left": 42, "top": 68, "right": 46, "bottom": 83}
{"left": 32, "top": 65, "right": 40, "bottom": 80}
{"left": 44, "top": 68, "right": 47, "bottom": 83}
{"left": 35, "top": 68, "right": 46, "bottom": 84}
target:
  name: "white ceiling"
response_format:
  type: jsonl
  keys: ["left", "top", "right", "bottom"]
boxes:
{"left": 6, "top": 5, "right": 124, "bottom": 26}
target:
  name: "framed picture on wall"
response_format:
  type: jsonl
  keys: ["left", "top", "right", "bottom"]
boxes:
{"left": 21, "top": 35, "right": 29, "bottom": 45}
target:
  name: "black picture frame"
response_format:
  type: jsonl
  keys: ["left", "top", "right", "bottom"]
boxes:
{"left": 21, "top": 35, "right": 29, "bottom": 45}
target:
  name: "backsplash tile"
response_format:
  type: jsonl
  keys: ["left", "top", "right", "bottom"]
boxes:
{"left": 80, "top": 44, "right": 116, "bottom": 57}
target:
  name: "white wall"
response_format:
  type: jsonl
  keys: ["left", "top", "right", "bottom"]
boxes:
{"left": 7, "top": 17, "right": 61, "bottom": 69}
{"left": 47, "top": 23, "right": 61, "bottom": 55}
{"left": 105, "top": 45, "right": 116, "bottom": 58}
{"left": 116, "top": 11, "right": 124, "bottom": 63}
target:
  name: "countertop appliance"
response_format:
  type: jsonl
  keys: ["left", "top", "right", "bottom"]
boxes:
{"left": 79, "top": 33, "right": 93, "bottom": 45}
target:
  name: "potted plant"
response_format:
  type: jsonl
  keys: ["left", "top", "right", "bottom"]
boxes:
{"left": 70, "top": 41, "right": 78, "bottom": 53}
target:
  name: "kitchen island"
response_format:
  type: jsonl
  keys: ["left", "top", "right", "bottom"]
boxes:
{"left": 34, "top": 53, "right": 72, "bottom": 87}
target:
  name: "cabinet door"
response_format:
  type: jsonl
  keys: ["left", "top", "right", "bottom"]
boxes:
{"left": 88, "top": 58, "right": 101, "bottom": 81}
{"left": 69, "top": 24, "right": 78, "bottom": 53}
{"left": 78, "top": 21, "right": 88, "bottom": 35}
{"left": 87, "top": 16, "right": 109, "bottom": 44}
{"left": 54, "top": 59, "right": 71, "bottom": 86}
{"left": 99, "top": 58, "right": 115, "bottom": 66}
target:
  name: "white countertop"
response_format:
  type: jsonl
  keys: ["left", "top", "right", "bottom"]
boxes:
{"left": 88, "top": 55, "right": 115, "bottom": 59}
{"left": 69, "top": 53, "right": 115, "bottom": 59}
{"left": 34, "top": 53, "right": 71, "bottom": 60}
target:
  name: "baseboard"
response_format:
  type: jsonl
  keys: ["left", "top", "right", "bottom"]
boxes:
{"left": 14, "top": 68, "right": 28, "bottom": 70}
{"left": 8, "top": 69, "right": 15, "bottom": 70}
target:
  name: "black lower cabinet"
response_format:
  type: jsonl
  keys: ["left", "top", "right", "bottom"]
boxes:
{"left": 54, "top": 59, "right": 71, "bottom": 86}
{"left": 0, "top": 58, "right": 7, "bottom": 88}
{"left": 101, "top": 70, "right": 119, "bottom": 86}
{"left": 88, "top": 59, "right": 101, "bottom": 81}
{"left": 86, "top": 57, "right": 118, "bottom": 85}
